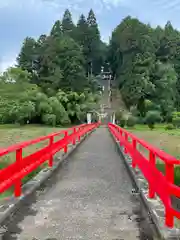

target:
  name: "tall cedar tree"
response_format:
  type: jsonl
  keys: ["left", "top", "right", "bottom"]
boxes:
{"left": 62, "top": 9, "right": 76, "bottom": 39}
{"left": 86, "top": 9, "right": 102, "bottom": 75}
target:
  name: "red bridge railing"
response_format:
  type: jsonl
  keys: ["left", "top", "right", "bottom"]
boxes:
{"left": 0, "top": 123, "right": 100, "bottom": 198}
{"left": 108, "top": 123, "right": 180, "bottom": 228}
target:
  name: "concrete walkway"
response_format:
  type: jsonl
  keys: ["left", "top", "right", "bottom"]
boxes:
{"left": 4, "top": 127, "right": 141, "bottom": 240}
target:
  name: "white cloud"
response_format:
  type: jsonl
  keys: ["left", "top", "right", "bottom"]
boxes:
{"left": 1, "top": 0, "right": 180, "bottom": 71}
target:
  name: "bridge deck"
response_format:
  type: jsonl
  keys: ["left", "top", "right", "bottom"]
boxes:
{"left": 4, "top": 128, "right": 148, "bottom": 239}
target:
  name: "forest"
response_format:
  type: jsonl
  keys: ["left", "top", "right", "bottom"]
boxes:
{"left": 1, "top": 9, "right": 180, "bottom": 128}
{"left": 109, "top": 17, "right": 180, "bottom": 129}
{"left": 0, "top": 9, "right": 107, "bottom": 126}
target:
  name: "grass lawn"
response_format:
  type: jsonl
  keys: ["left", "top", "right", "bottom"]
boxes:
{"left": 126, "top": 124, "right": 180, "bottom": 158}
{"left": 0, "top": 124, "right": 67, "bottom": 198}
{"left": 126, "top": 124, "right": 180, "bottom": 185}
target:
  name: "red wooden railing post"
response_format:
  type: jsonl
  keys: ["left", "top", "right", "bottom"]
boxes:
{"left": 132, "top": 139, "right": 137, "bottom": 168}
{"left": 48, "top": 136, "right": 54, "bottom": 167}
{"left": 78, "top": 127, "right": 81, "bottom": 141}
{"left": 15, "top": 148, "right": 22, "bottom": 197}
{"left": 166, "top": 163, "right": 174, "bottom": 184}
{"left": 165, "top": 207, "right": 174, "bottom": 228}
{"left": 73, "top": 128, "right": 76, "bottom": 145}
{"left": 148, "top": 151, "right": 156, "bottom": 199}
{"left": 64, "top": 131, "right": 68, "bottom": 153}
{"left": 116, "top": 127, "right": 122, "bottom": 147}
{"left": 124, "top": 133, "right": 128, "bottom": 153}
{"left": 165, "top": 163, "right": 174, "bottom": 227}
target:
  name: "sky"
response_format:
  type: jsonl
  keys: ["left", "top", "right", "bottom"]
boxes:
{"left": 0, "top": 0, "right": 180, "bottom": 72}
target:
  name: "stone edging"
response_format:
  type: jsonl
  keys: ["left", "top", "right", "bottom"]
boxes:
{"left": 0, "top": 129, "right": 96, "bottom": 236}
{"left": 109, "top": 129, "right": 180, "bottom": 240}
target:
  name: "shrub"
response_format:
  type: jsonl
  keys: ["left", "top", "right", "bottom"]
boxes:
{"left": 145, "top": 100, "right": 161, "bottom": 112}
{"left": 172, "top": 111, "right": 180, "bottom": 118}
{"left": 172, "top": 116, "right": 180, "bottom": 128}
{"left": 145, "top": 111, "right": 162, "bottom": 130}
{"left": 115, "top": 110, "right": 124, "bottom": 122}
{"left": 136, "top": 116, "right": 146, "bottom": 124}
{"left": 165, "top": 123, "right": 175, "bottom": 130}
{"left": 130, "top": 106, "right": 139, "bottom": 116}
{"left": 119, "top": 119, "right": 126, "bottom": 128}
{"left": 127, "top": 116, "right": 136, "bottom": 127}
{"left": 115, "top": 110, "right": 127, "bottom": 127}
{"left": 42, "top": 114, "right": 56, "bottom": 126}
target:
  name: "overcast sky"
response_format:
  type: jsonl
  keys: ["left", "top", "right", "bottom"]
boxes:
{"left": 0, "top": 0, "right": 180, "bottom": 72}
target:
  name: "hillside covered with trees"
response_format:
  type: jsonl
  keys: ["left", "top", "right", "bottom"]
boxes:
{"left": 0, "top": 9, "right": 108, "bottom": 126}
{"left": 108, "top": 17, "right": 180, "bottom": 128}
{"left": 1, "top": 9, "right": 180, "bottom": 128}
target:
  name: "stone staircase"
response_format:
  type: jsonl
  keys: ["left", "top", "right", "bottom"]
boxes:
{"left": 97, "top": 77, "right": 128, "bottom": 123}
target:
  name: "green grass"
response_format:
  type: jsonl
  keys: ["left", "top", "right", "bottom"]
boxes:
{"left": 0, "top": 124, "right": 67, "bottom": 199}
{"left": 126, "top": 124, "right": 180, "bottom": 186}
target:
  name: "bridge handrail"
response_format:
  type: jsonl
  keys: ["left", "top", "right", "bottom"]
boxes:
{"left": 110, "top": 123, "right": 179, "bottom": 164}
{"left": 108, "top": 123, "right": 180, "bottom": 228}
{"left": 0, "top": 123, "right": 100, "bottom": 198}
{"left": 0, "top": 124, "right": 87, "bottom": 157}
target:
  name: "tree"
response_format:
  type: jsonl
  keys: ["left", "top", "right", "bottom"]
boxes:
{"left": 108, "top": 16, "right": 180, "bottom": 122}
{"left": 1, "top": 67, "right": 31, "bottom": 83}
{"left": 50, "top": 20, "right": 62, "bottom": 38}
{"left": 76, "top": 14, "right": 89, "bottom": 70}
{"left": 62, "top": 9, "right": 76, "bottom": 38}
{"left": 145, "top": 111, "right": 162, "bottom": 130}
{"left": 17, "top": 37, "right": 37, "bottom": 73}
{"left": 86, "top": 9, "right": 102, "bottom": 75}
{"left": 51, "top": 36, "right": 87, "bottom": 92}
{"left": 152, "top": 61, "right": 177, "bottom": 119}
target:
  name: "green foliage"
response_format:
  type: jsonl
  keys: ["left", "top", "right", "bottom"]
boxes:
{"left": 108, "top": 16, "right": 180, "bottom": 120}
{"left": 145, "top": 111, "right": 162, "bottom": 130}
{"left": 42, "top": 114, "right": 56, "bottom": 127}
{"left": 0, "top": 72, "right": 98, "bottom": 126}
{"left": 10, "top": 8, "right": 106, "bottom": 127}
{"left": 12, "top": 9, "right": 180, "bottom": 128}
{"left": 165, "top": 123, "right": 175, "bottom": 130}
{"left": 119, "top": 119, "right": 126, "bottom": 128}
{"left": 62, "top": 9, "right": 76, "bottom": 38}
{"left": 172, "top": 117, "right": 180, "bottom": 128}
{"left": 115, "top": 110, "right": 127, "bottom": 127}
{"left": 17, "top": 9, "right": 107, "bottom": 94}
{"left": 172, "top": 112, "right": 180, "bottom": 128}
{"left": 172, "top": 111, "right": 180, "bottom": 118}
{"left": 115, "top": 110, "right": 124, "bottom": 122}
{"left": 126, "top": 116, "right": 137, "bottom": 127}
{"left": 10, "top": 101, "right": 36, "bottom": 125}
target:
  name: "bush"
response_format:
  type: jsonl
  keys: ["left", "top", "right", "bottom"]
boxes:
{"left": 115, "top": 110, "right": 127, "bottom": 127}
{"left": 42, "top": 114, "right": 56, "bottom": 126}
{"left": 136, "top": 116, "right": 146, "bottom": 124}
{"left": 145, "top": 100, "right": 161, "bottom": 112}
{"left": 145, "top": 111, "right": 162, "bottom": 130}
{"left": 119, "top": 119, "right": 126, "bottom": 128}
{"left": 115, "top": 110, "right": 124, "bottom": 122}
{"left": 126, "top": 116, "right": 136, "bottom": 127}
{"left": 172, "top": 116, "right": 180, "bottom": 128}
{"left": 172, "top": 111, "right": 180, "bottom": 118}
{"left": 130, "top": 106, "right": 139, "bottom": 116}
{"left": 165, "top": 123, "right": 175, "bottom": 130}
